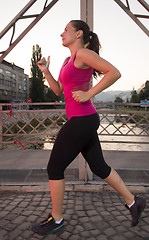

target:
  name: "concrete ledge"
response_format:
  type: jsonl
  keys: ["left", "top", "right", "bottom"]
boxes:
{"left": 74, "top": 184, "right": 103, "bottom": 192}
{"left": 0, "top": 181, "right": 149, "bottom": 194}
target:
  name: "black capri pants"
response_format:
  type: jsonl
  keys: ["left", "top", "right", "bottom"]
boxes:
{"left": 47, "top": 113, "right": 111, "bottom": 180}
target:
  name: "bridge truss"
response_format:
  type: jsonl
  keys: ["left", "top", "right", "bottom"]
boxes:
{"left": 0, "top": 0, "right": 148, "bottom": 63}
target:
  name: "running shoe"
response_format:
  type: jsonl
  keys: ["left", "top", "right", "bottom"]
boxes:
{"left": 125, "top": 195, "right": 146, "bottom": 227}
{"left": 31, "top": 214, "right": 64, "bottom": 236}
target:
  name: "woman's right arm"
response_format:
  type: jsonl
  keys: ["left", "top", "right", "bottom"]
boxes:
{"left": 37, "top": 56, "right": 63, "bottom": 96}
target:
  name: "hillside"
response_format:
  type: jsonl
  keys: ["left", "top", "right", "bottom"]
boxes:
{"left": 95, "top": 90, "right": 131, "bottom": 102}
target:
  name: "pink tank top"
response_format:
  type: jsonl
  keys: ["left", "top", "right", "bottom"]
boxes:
{"left": 59, "top": 51, "right": 97, "bottom": 119}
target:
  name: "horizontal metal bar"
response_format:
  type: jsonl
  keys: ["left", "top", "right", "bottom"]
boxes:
{"left": 0, "top": 102, "right": 65, "bottom": 106}
{"left": 19, "top": 14, "right": 39, "bottom": 19}
{"left": 1, "top": 140, "right": 149, "bottom": 145}
{"left": 134, "top": 14, "right": 149, "bottom": 18}
{"left": 1, "top": 101, "right": 149, "bottom": 106}
{"left": 99, "top": 140, "right": 149, "bottom": 144}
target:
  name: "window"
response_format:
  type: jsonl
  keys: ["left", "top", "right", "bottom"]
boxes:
{"left": 12, "top": 92, "right": 16, "bottom": 97}
{"left": 0, "top": 69, "right": 5, "bottom": 76}
{"left": 24, "top": 85, "right": 27, "bottom": 91}
{"left": 18, "top": 76, "right": 22, "bottom": 81}
{"left": 5, "top": 71, "right": 11, "bottom": 77}
{"left": 0, "top": 79, "right": 4, "bottom": 84}
{"left": 18, "top": 84, "right": 22, "bottom": 90}
{"left": 3, "top": 90, "right": 7, "bottom": 95}
{"left": 12, "top": 74, "right": 16, "bottom": 79}
{"left": 5, "top": 80, "right": 11, "bottom": 86}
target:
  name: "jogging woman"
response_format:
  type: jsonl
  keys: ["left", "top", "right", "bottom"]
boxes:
{"left": 32, "top": 20, "right": 146, "bottom": 236}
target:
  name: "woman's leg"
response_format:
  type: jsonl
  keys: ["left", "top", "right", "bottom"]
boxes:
{"left": 104, "top": 168, "right": 134, "bottom": 205}
{"left": 82, "top": 133, "right": 134, "bottom": 205}
{"left": 47, "top": 115, "right": 99, "bottom": 221}
{"left": 82, "top": 132, "right": 146, "bottom": 227}
{"left": 81, "top": 132, "right": 134, "bottom": 205}
{"left": 49, "top": 179, "right": 65, "bottom": 221}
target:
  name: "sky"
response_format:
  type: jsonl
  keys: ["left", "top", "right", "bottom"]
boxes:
{"left": 0, "top": 0, "right": 149, "bottom": 92}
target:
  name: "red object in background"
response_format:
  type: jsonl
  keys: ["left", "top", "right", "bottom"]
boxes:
{"left": 27, "top": 98, "right": 32, "bottom": 103}
{"left": 9, "top": 103, "right": 13, "bottom": 117}
{"left": 54, "top": 101, "right": 58, "bottom": 106}
{"left": 14, "top": 140, "right": 26, "bottom": 150}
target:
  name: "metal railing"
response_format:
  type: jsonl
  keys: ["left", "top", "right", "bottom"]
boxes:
{"left": 0, "top": 102, "right": 149, "bottom": 150}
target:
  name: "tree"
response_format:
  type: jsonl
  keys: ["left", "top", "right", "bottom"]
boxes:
{"left": 45, "top": 88, "right": 59, "bottom": 102}
{"left": 30, "top": 44, "right": 45, "bottom": 102}
{"left": 138, "top": 81, "right": 149, "bottom": 101}
{"left": 114, "top": 96, "right": 123, "bottom": 103}
{"left": 130, "top": 90, "right": 139, "bottom": 103}
{"left": 45, "top": 88, "right": 65, "bottom": 103}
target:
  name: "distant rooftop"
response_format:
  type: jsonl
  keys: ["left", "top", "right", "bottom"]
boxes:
{"left": 1, "top": 59, "right": 24, "bottom": 72}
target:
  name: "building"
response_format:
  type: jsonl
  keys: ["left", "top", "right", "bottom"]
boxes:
{"left": 0, "top": 60, "right": 29, "bottom": 103}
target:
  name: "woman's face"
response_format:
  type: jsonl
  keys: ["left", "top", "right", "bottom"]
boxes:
{"left": 60, "top": 22, "right": 78, "bottom": 47}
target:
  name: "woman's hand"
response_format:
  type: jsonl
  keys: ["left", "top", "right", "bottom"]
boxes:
{"left": 72, "top": 90, "right": 91, "bottom": 103}
{"left": 37, "top": 56, "right": 50, "bottom": 73}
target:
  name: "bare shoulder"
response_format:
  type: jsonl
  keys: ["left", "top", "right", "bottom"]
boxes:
{"left": 74, "top": 49, "right": 94, "bottom": 68}
{"left": 76, "top": 48, "right": 101, "bottom": 69}
{"left": 77, "top": 48, "right": 96, "bottom": 58}
{"left": 76, "top": 48, "right": 119, "bottom": 74}
{"left": 77, "top": 48, "right": 99, "bottom": 63}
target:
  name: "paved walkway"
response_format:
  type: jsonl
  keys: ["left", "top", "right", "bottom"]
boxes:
{"left": 0, "top": 191, "right": 148, "bottom": 240}
{"left": 0, "top": 149, "right": 149, "bottom": 170}
{"left": 0, "top": 150, "right": 149, "bottom": 186}
{"left": 0, "top": 149, "right": 149, "bottom": 239}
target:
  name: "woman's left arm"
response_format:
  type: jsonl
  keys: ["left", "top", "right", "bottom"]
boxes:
{"left": 72, "top": 49, "right": 121, "bottom": 103}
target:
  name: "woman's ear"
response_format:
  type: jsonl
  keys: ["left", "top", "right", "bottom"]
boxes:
{"left": 76, "top": 30, "right": 83, "bottom": 39}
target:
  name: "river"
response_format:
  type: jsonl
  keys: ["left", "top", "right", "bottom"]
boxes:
{"left": 44, "top": 123, "right": 149, "bottom": 151}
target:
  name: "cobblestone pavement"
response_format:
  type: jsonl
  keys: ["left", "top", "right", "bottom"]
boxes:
{"left": 0, "top": 191, "right": 148, "bottom": 240}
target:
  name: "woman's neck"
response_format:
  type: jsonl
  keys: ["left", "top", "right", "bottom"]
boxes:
{"left": 69, "top": 42, "right": 84, "bottom": 57}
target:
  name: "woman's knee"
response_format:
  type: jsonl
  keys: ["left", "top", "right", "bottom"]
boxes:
{"left": 47, "top": 163, "right": 64, "bottom": 180}
{"left": 91, "top": 165, "right": 111, "bottom": 179}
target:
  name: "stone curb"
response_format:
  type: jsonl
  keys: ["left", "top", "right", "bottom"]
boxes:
{"left": 0, "top": 181, "right": 149, "bottom": 194}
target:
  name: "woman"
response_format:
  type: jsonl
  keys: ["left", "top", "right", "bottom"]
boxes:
{"left": 32, "top": 20, "right": 146, "bottom": 236}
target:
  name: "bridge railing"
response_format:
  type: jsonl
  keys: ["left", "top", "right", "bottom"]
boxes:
{"left": 0, "top": 101, "right": 149, "bottom": 181}
{"left": 0, "top": 102, "right": 149, "bottom": 150}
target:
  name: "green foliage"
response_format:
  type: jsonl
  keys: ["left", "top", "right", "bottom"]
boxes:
{"left": 114, "top": 96, "right": 123, "bottom": 103}
{"left": 30, "top": 44, "right": 45, "bottom": 102}
{"left": 130, "top": 81, "right": 149, "bottom": 103}
{"left": 45, "top": 88, "right": 65, "bottom": 102}
{"left": 138, "top": 83, "right": 149, "bottom": 102}
{"left": 130, "top": 90, "right": 139, "bottom": 103}
{"left": 45, "top": 88, "right": 59, "bottom": 102}
{"left": 30, "top": 118, "right": 39, "bottom": 127}
{"left": 44, "top": 118, "right": 52, "bottom": 126}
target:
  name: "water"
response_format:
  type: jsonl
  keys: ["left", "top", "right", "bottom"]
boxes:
{"left": 98, "top": 123, "right": 149, "bottom": 151}
{"left": 44, "top": 124, "right": 149, "bottom": 151}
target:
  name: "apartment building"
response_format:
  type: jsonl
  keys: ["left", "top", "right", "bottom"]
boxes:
{"left": 0, "top": 60, "right": 29, "bottom": 103}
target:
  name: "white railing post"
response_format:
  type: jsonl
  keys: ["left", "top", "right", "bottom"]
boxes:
{"left": 79, "top": 153, "right": 93, "bottom": 181}
{"left": 79, "top": 153, "right": 86, "bottom": 181}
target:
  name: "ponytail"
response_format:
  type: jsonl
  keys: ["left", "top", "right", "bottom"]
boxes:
{"left": 70, "top": 20, "right": 102, "bottom": 78}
